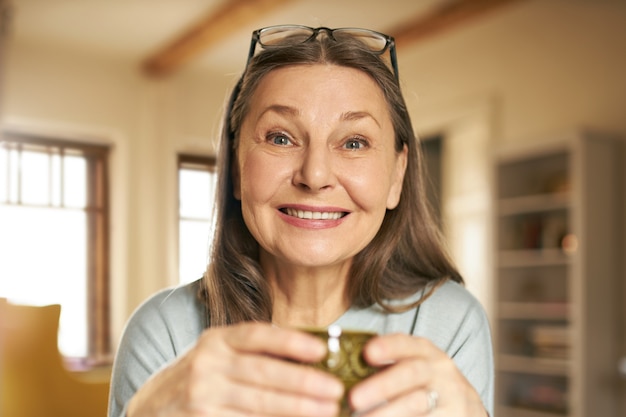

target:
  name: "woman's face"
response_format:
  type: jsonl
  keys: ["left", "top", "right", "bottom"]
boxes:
{"left": 234, "top": 64, "right": 407, "bottom": 269}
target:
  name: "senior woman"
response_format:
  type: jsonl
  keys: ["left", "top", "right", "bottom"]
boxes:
{"left": 109, "top": 25, "right": 493, "bottom": 417}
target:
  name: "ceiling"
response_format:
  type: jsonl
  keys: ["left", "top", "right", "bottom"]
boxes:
{"left": 7, "top": 0, "right": 523, "bottom": 77}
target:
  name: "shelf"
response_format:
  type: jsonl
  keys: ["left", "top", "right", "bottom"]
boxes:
{"left": 498, "top": 192, "right": 571, "bottom": 216}
{"left": 493, "top": 132, "right": 623, "bottom": 417}
{"left": 498, "top": 249, "right": 570, "bottom": 268}
{"left": 499, "top": 302, "right": 569, "bottom": 320}
{"left": 496, "top": 405, "right": 569, "bottom": 417}
{"left": 498, "top": 354, "right": 570, "bottom": 376}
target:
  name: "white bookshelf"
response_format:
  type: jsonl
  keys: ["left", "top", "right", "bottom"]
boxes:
{"left": 492, "top": 131, "right": 622, "bottom": 417}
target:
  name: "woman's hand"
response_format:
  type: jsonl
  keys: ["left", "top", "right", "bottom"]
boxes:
{"left": 350, "top": 333, "right": 487, "bottom": 417}
{"left": 127, "top": 322, "right": 344, "bottom": 417}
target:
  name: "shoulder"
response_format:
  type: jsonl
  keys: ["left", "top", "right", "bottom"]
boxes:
{"left": 419, "top": 280, "right": 489, "bottom": 333}
{"left": 422, "top": 280, "right": 487, "bottom": 324}
{"left": 417, "top": 280, "right": 492, "bottom": 356}
{"left": 339, "top": 280, "right": 489, "bottom": 340}
{"left": 109, "top": 280, "right": 206, "bottom": 416}
{"left": 131, "top": 278, "right": 203, "bottom": 319}
{"left": 384, "top": 280, "right": 488, "bottom": 334}
{"left": 120, "top": 279, "right": 206, "bottom": 356}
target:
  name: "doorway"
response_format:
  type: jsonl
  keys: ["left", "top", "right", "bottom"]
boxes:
{"left": 421, "top": 133, "right": 443, "bottom": 228}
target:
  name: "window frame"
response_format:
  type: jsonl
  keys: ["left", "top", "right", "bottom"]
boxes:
{"left": 0, "top": 131, "right": 111, "bottom": 361}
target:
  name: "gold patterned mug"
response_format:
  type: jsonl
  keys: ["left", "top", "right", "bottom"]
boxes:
{"left": 302, "top": 325, "right": 378, "bottom": 417}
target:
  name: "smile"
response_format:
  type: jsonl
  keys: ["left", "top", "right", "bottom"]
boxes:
{"left": 282, "top": 208, "right": 347, "bottom": 220}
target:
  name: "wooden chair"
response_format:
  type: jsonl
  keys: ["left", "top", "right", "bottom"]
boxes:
{"left": 0, "top": 299, "right": 110, "bottom": 417}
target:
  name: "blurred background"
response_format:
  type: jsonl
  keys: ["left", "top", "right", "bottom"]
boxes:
{"left": 0, "top": 0, "right": 625, "bottom": 416}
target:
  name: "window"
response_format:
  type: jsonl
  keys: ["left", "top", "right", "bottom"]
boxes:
{"left": 0, "top": 133, "right": 110, "bottom": 360}
{"left": 178, "top": 154, "right": 216, "bottom": 285}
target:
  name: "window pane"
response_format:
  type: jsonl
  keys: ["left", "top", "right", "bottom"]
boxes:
{"left": 51, "top": 151, "right": 62, "bottom": 206}
{"left": 64, "top": 155, "right": 87, "bottom": 208}
{"left": 7, "top": 147, "right": 19, "bottom": 203}
{"left": 179, "top": 219, "right": 212, "bottom": 284}
{"left": 179, "top": 168, "right": 213, "bottom": 219}
{"left": 0, "top": 204, "right": 88, "bottom": 357}
{"left": 21, "top": 150, "right": 49, "bottom": 205}
{"left": 0, "top": 145, "right": 7, "bottom": 201}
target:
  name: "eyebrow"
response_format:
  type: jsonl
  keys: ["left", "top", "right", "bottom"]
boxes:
{"left": 340, "top": 111, "right": 381, "bottom": 128}
{"left": 259, "top": 104, "right": 300, "bottom": 119}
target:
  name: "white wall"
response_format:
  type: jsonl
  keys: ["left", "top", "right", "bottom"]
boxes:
{"left": 400, "top": 0, "right": 626, "bottom": 319}
{"left": 402, "top": 1, "right": 626, "bottom": 142}
{"left": 2, "top": 0, "right": 625, "bottom": 348}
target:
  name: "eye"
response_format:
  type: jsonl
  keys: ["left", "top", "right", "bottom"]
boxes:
{"left": 344, "top": 137, "right": 368, "bottom": 150}
{"left": 268, "top": 132, "right": 293, "bottom": 146}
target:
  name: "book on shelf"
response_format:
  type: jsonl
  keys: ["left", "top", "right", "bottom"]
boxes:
{"left": 530, "top": 325, "right": 570, "bottom": 360}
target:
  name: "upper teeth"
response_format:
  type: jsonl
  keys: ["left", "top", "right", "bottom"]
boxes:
{"left": 285, "top": 208, "right": 344, "bottom": 220}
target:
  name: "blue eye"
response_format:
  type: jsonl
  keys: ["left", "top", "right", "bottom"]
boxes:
{"left": 269, "top": 133, "right": 292, "bottom": 146}
{"left": 344, "top": 138, "right": 366, "bottom": 150}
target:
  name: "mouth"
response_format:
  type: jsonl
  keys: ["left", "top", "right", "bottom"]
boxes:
{"left": 280, "top": 208, "right": 348, "bottom": 220}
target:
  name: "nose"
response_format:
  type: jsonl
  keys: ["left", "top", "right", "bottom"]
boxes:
{"left": 293, "top": 144, "right": 336, "bottom": 191}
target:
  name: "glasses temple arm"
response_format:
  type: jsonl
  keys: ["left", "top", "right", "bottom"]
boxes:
{"left": 245, "top": 36, "right": 259, "bottom": 70}
{"left": 389, "top": 43, "right": 400, "bottom": 80}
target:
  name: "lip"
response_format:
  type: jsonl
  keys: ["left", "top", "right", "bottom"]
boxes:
{"left": 278, "top": 204, "right": 350, "bottom": 229}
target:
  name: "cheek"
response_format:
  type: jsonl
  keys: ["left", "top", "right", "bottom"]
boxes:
{"left": 344, "top": 162, "right": 394, "bottom": 210}
{"left": 238, "top": 152, "right": 285, "bottom": 204}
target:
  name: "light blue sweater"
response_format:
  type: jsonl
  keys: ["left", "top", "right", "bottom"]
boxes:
{"left": 108, "top": 279, "right": 494, "bottom": 416}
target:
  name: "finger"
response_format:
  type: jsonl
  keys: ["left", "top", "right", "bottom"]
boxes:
{"left": 186, "top": 356, "right": 342, "bottom": 417}
{"left": 229, "top": 353, "right": 344, "bottom": 400}
{"left": 225, "top": 381, "right": 341, "bottom": 417}
{"left": 222, "top": 323, "right": 329, "bottom": 362}
{"left": 351, "top": 388, "right": 436, "bottom": 417}
{"left": 363, "top": 333, "right": 441, "bottom": 366}
{"left": 349, "top": 357, "right": 432, "bottom": 411}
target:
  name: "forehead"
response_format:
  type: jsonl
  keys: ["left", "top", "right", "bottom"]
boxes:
{"left": 248, "top": 64, "right": 390, "bottom": 114}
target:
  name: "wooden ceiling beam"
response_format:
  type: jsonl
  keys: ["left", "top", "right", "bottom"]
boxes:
{"left": 143, "top": 0, "right": 525, "bottom": 77}
{"left": 391, "top": 0, "right": 525, "bottom": 48}
{"left": 142, "top": 0, "right": 292, "bottom": 78}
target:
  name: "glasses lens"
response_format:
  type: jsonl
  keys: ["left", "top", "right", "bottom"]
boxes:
{"left": 258, "top": 26, "right": 315, "bottom": 47}
{"left": 332, "top": 29, "right": 389, "bottom": 53}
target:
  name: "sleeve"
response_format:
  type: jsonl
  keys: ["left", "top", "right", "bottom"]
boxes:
{"left": 107, "top": 294, "right": 178, "bottom": 417}
{"left": 448, "top": 301, "right": 494, "bottom": 417}
{"left": 417, "top": 282, "right": 494, "bottom": 417}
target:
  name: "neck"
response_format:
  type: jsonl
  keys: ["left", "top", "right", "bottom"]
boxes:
{"left": 260, "top": 252, "right": 352, "bottom": 328}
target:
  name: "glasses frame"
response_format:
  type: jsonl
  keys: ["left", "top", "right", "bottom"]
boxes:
{"left": 246, "top": 25, "right": 399, "bottom": 80}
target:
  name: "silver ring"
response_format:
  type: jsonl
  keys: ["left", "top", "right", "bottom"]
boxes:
{"left": 426, "top": 389, "right": 439, "bottom": 414}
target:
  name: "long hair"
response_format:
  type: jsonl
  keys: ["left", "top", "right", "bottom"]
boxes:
{"left": 202, "top": 36, "right": 462, "bottom": 326}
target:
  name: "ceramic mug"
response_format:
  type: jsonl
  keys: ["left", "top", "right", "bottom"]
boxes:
{"left": 302, "top": 325, "right": 378, "bottom": 417}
